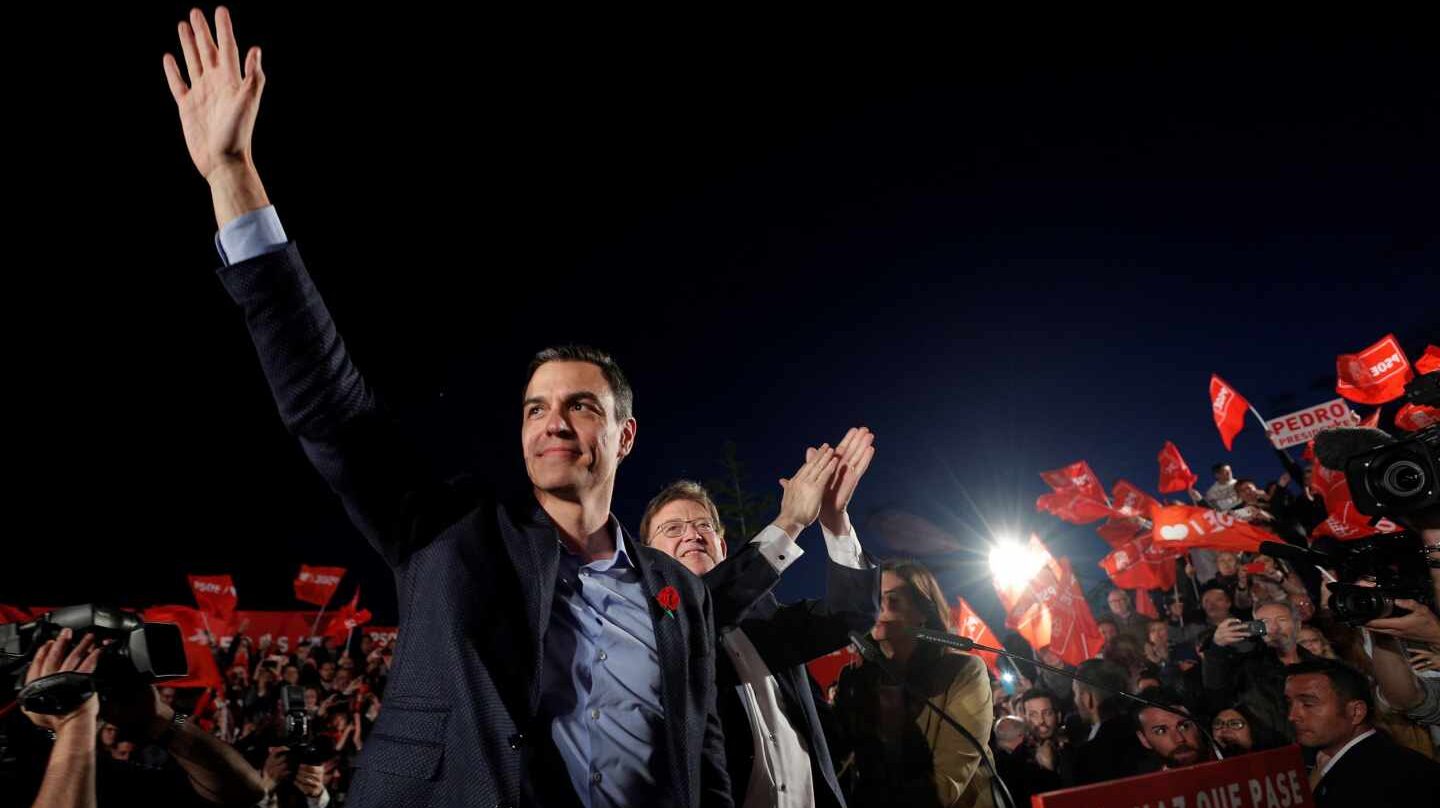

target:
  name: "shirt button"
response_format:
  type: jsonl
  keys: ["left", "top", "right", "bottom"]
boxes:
{"left": 580, "top": 569, "right": 590, "bottom": 577}
{"left": 778, "top": 555, "right": 786, "bottom": 561}
{"left": 598, "top": 650, "right": 608, "bottom": 662}
{"left": 769, "top": 733, "right": 778, "bottom": 743}
{"left": 507, "top": 733, "right": 524, "bottom": 749}
{"left": 590, "top": 708, "right": 600, "bottom": 720}
{"left": 591, "top": 771, "right": 603, "bottom": 785}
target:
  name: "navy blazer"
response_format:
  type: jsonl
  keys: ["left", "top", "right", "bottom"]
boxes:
{"left": 217, "top": 243, "right": 731, "bottom": 808}
{"left": 703, "top": 539, "right": 880, "bottom": 808}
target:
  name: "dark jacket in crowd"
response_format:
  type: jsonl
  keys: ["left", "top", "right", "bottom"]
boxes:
{"left": 1200, "top": 640, "right": 1321, "bottom": 744}
{"left": 1310, "top": 729, "right": 1440, "bottom": 807}
{"left": 1071, "top": 713, "right": 1147, "bottom": 786}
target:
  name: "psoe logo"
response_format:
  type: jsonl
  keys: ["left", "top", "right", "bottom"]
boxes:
{"left": 1213, "top": 387, "right": 1233, "bottom": 413}
{"left": 1368, "top": 352, "right": 1403, "bottom": 378}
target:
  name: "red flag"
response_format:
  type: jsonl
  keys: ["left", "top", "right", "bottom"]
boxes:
{"left": 1210, "top": 375, "right": 1250, "bottom": 450}
{"left": 1336, "top": 333, "right": 1413, "bottom": 405}
{"left": 1096, "top": 516, "right": 1145, "bottom": 548}
{"left": 141, "top": 605, "right": 222, "bottom": 689}
{"left": 1134, "top": 590, "right": 1159, "bottom": 618}
{"left": 1111, "top": 480, "right": 1159, "bottom": 520}
{"left": 996, "top": 538, "right": 1102, "bottom": 665}
{"left": 1309, "top": 463, "right": 1403, "bottom": 541}
{"left": 1040, "top": 461, "right": 1108, "bottom": 503}
{"left": 0, "top": 604, "right": 32, "bottom": 624}
{"left": 1150, "top": 504, "right": 1276, "bottom": 552}
{"left": 1036, "top": 489, "right": 1116, "bottom": 524}
{"left": 187, "top": 575, "right": 238, "bottom": 624}
{"left": 1417, "top": 345, "right": 1440, "bottom": 376}
{"left": 1099, "top": 532, "right": 1177, "bottom": 590}
{"left": 293, "top": 565, "right": 346, "bottom": 606}
{"left": 1046, "top": 559, "right": 1105, "bottom": 666}
{"left": 805, "top": 647, "right": 859, "bottom": 694}
{"left": 1395, "top": 403, "right": 1440, "bottom": 433}
{"left": 951, "top": 597, "right": 1003, "bottom": 677}
{"left": 322, "top": 589, "right": 373, "bottom": 642}
{"left": 1157, "top": 441, "right": 1199, "bottom": 494}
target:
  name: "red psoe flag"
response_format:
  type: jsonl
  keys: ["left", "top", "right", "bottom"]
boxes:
{"left": 1309, "top": 463, "right": 1403, "bottom": 541}
{"left": 1046, "top": 559, "right": 1105, "bottom": 666}
{"left": 1209, "top": 375, "right": 1250, "bottom": 451}
{"left": 1036, "top": 489, "right": 1116, "bottom": 525}
{"left": 1099, "top": 533, "right": 1176, "bottom": 590}
{"left": 1157, "top": 441, "right": 1199, "bottom": 494}
{"left": 1395, "top": 404, "right": 1440, "bottom": 433}
{"left": 1150, "top": 504, "right": 1275, "bottom": 553}
{"left": 1336, "top": 333, "right": 1414, "bottom": 405}
{"left": 187, "top": 574, "right": 238, "bottom": 624}
{"left": 1040, "top": 461, "right": 1109, "bottom": 503}
{"left": 951, "top": 596, "right": 1003, "bottom": 677}
{"left": 1111, "top": 480, "right": 1159, "bottom": 520}
{"left": 1417, "top": 345, "right": 1440, "bottom": 376}
{"left": 1134, "top": 590, "right": 1159, "bottom": 618}
{"left": 1096, "top": 516, "right": 1145, "bottom": 548}
{"left": 293, "top": 565, "right": 347, "bottom": 607}
{"left": 322, "top": 588, "right": 373, "bottom": 642}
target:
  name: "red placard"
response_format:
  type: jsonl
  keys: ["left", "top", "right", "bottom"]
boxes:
{"left": 1335, "top": 333, "right": 1413, "bottom": 405}
{"left": 1032, "top": 745, "right": 1312, "bottom": 808}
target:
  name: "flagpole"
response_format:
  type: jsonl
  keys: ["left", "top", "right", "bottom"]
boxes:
{"left": 308, "top": 592, "right": 335, "bottom": 640}
{"left": 1247, "top": 404, "right": 1307, "bottom": 489}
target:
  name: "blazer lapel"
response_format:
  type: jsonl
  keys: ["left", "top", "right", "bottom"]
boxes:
{"left": 499, "top": 497, "right": 562, "bottom": 715}
{"left": 630, "top": 536, "right": 693, "bottom": 805}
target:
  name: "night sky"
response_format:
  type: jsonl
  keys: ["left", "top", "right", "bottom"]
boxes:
{"left": 7, "top": 8, "right": 1436, "bottom": 637}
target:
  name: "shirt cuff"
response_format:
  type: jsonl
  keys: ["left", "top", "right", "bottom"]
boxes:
{"left": 752, "top": 523, "right": 804, "bottom": 574}
{"left": 820, "top": 519, "right": 869, "bottom": 570}
{"left": 214, "top": 205, "right": 288, "bottom": 266}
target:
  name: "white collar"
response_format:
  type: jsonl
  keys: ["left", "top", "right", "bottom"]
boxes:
{"left": 1316, "top": 728, "right": 1377, "bottom": 782}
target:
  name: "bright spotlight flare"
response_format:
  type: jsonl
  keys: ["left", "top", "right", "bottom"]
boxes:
{"left": 988, "top": 535, "right": 1048, "bottom": 595}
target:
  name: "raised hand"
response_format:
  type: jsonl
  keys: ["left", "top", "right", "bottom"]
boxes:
{"left": 162, "top": 7, "right": 270, "bottom": 225}
{"left": 773, "top": 445, "right": 839, "bottom": 538}
{"left": 816, "top": 427, "right": 876, "bottom": 536}
{"left": 20, "top": 628, "right": 103, "bottom": 733}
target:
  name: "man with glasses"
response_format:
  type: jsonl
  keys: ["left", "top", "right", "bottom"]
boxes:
{"left": 1205, "top": 599, "right": 1314, "bottom": 744}
{"left": 1133, "top": 687, "right": 1213, "bottom": 770}
{"left": 639, "top": 428, "right": 880, "bottom": 808}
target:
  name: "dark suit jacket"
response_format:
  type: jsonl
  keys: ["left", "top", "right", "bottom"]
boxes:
{"left": 217, "top": 243, "right": 731, "bottom": 808}
{"left": 702, "top": 540, "right": 880, "bottom": 808}
{"left": 1311, "top": 730, "right": 1440, "bottom": 808}
{"left": 1071, "top": 714, "right": 1146, "bottom": 786}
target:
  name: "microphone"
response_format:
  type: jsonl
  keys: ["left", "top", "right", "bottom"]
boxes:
{"left": 1314, "top": 427, "right": 1392, "bottom": 472}
{"left": 913, "top": 627, "right": 975, "bottom": 652}
{"left": 847, "top": 630, "right": 885, "bottom": 664}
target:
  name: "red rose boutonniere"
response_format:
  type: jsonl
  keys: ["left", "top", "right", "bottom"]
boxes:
{"left": 656, "top": 585, "right": 680, "bottom": 618}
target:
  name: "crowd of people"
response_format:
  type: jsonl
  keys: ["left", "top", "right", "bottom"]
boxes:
{"left": 7, "top": 8, "right": 1438, "bottom": 808}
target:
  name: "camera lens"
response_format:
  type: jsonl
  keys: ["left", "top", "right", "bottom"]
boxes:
{"left": 1380, "top": 460, "right": 1426, "bottom": 498}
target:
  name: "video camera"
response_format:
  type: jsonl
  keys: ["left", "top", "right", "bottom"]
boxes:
{"left": 1334, "top": 372, "right": 1440, "bottom": 519}
{"left": 1261, "top": 537, "right": 1434, "bottom": 625}
{"left": 0, "top": 605, "right": 187, "bottom": 715}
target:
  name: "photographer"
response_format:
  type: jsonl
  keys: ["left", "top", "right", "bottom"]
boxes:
{"left": 1202, "top": 599, "right": 1314, "bottom": 743}
{"left": 257, "top": 746, "right": 333, "bottom": 808}
{"left": 21, "top": 628, "right": 102, "bottom": 808}
{"left": 1363, "top": 520, "right": 1440, "bottom": 727}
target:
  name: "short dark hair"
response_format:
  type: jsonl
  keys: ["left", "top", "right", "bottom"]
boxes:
{"left": 1234, "top": 478, "right": 1257, "bottom": 489}
{"left": 1018, "top": 688, "right": 1057, "bottom": 712}
{"left": 1284, "top": 658, "right": 1374, "bottom": 723}
{"left": 1074, "top": 659, "right": 1131, "bottom": 719}
{"left": 525, "top": 345, "right": 634, "bottom": 422}
{"left": 1212, "top": 463, "right": 1231, "bottom": 474}
{"left": 1133, "top": 685, "right": 1189, "bottom": 731}
{"left": 1097, "top": 616, "right": 1119, "bottom": 629}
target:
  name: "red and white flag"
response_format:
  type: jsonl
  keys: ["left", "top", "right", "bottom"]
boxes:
{"left": 951, "top": 596, "right": 1003, "bottom": 677}
{"left": 187, "top": 574, "right": 238, "bottom": 624}
{"left": 1040, "top": 461, "right": 1109, "bottom": 503}
{"left": 1209, "top": 375, "right": 1250, "bottom": 451}
{"left": 293, "top": 565, "right": 347, "bottom": 607}
{"left": 1150, "top": 504, "right": 1275, "bottom": 553}
{"left": 1099, "top": 532, "right": 1177, "bottom": 591}
{"left": 1096, "top": 516, "right": 1145, "bottom": 548}
{"left": 1336, "top": 333, "right": 1413, "bottom": 405}
{"left": 996, "top": 537, "right": 1103, "bottom": 666}
{"left": 1309, "top": 463, "right": 1402, "bottom": 541}
{"left": 1045, "top": 559, "right": 1105, "bottom": 667}
{"left": 1036, "top": 490, "right": 1116, "bottom": 525}
{"left": 1395, "top": 404, "right": 1440, "bottom": 433}
{"left": 1111, "top": 480, "right": 1159, "bottom": 520}
{"left": 1157, "top": 441, "right": 1198, "bottom": 494}
{"left": 321, "top": 588, "right": 373, "bottom": 642}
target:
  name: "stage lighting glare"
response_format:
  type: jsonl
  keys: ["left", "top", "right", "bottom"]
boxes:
{"left": 989, "top": 539, "right": 1046, "bottom": 592}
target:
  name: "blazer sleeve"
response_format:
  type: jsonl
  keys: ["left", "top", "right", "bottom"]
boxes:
{"left": 735, "top": 558, "right": 881, "bottom": 671}
{"left": 216, "top": 243, "right": 468, "bottom": 566}
{"left": 927, "top": 655, "right": 994, "bottom": 808}
{"left": 694, "top": 581, "right": 735, "bottom": 808}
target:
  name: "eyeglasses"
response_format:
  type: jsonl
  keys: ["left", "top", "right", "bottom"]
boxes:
{"left": 1212, "top": 719, "right": 1247, "bottom": 731}
{"left": 654, "top": 519, "right": 718, "bottom": 540}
